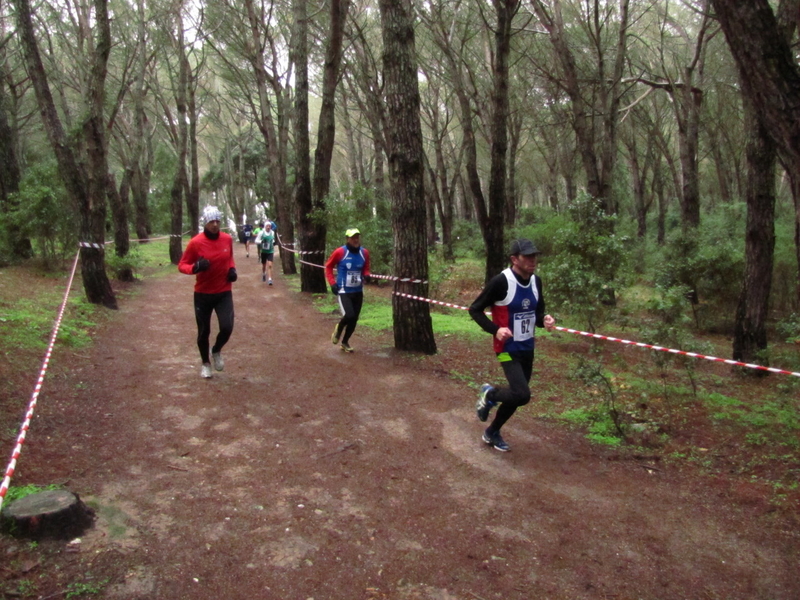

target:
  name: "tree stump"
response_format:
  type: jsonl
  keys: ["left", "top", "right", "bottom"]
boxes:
{"left": 1, "top": 490, "right": 95, "bottom": 539}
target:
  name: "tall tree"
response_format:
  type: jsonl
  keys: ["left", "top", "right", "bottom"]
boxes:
{"left": 0, "top": 61, "right": 25, "bottom": 257}
{"left": 131, "top": 0, "right": 153, "bottom": 241}
{"left": 165, "top": 0, "right": 189, "bottom": 264}
{"left": 292, "top": 0, "right": 312, "bottom": 289}
{"left": 344, "top": 8, "right": 388, "bottom": 202}
{"left": 420, "top": 0, "right": 518, "bottom": 282}
{"left": 299, "top": 0, "right": 350, "bottom": 294}
{"left": 631, "top": 0, "right": 714, "bottom": 230}
{"left": 530, "top": 0, "right": 631, "bottom": 217}
{"left": 731, "top": 0, "right": 798, "bottom": 366}
{"left": 732, "top": 101, "right": 776, "bottom": 366}
{"left": 710, "top": 0, "right": 800, "bottom": 308}
{"left": 13, "top": 0, "right": 116, "bottom": 307}
{"left": 226, "top": 0, "right": 296, "bottom": 274}
{"left": 378, "top": 0, "right": 436, "bottom": 354}
{"left": 486, "top": 0, "right": 520, "bottom": 279}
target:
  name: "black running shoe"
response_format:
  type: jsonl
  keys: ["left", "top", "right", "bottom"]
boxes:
{"left": 482, "top": 428, "right": 510, "bottom": 452}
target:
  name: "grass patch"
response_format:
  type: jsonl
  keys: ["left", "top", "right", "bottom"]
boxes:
{"left": 0, "top": 291, "right": 101, "bottom": 354}
{"left": 66, "top": 577, "right": 109, "bottom": 598}
{"left": 3, "top": 483, "right": 62, "bottom": 504}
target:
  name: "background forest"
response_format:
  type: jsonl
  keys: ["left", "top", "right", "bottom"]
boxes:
{"left": 0, "top": 0, "right": 799, "bottom": 364}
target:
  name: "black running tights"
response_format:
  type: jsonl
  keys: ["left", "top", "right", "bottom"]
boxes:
{"left": 336, "top": 291, "right": 363, "bottom": 344}
{"left": 489, "top": 350, "right": 534, "bottom": 432}
{"left": 194, "top": 291, "right": 234, "bottom": 363}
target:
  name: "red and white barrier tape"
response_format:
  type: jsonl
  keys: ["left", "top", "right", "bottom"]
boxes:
{"left": 391, "top": 291, "right": 800, "bottom": 378}
{"left": 555, "top": 327, "right": 800, "bottom": 377}
{"left": 79, "top": 233, "right": 187, "bottom": 248}
{"left": 278, "top": 240, "right": 325, "bottom": 256}
{"left": 0, "top": 251, "right": 81, "bottom": 511}
{"left": 279, "top": 244, "right": 325, "bottom": 269}
{"left": 280, "top": 241, "right": 428, "bottom": 284}
{"left": 370, "top": 273, "right": 428, "bottom": 284}
{"left": 394, "top": 291, "right": 469, "bottom": 310}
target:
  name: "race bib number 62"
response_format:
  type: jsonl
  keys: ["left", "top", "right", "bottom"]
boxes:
{"left": 513, "top": 311, "right": 535, "bottom": 341}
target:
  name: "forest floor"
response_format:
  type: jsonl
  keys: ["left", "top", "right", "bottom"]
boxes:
{"left": 0, "top": 247, "right": 798, "bottom": 600}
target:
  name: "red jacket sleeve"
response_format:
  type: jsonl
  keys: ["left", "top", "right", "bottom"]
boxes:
{"left": 362, "top": 248, "right": 371, "bottom": 278}
{"left": 178, "top": 238, "right": 199, "bottom": 275}
{"left": 325, "top": 247, "right": 345, "bottom": 286}
{"left": 227, "top": 235, "right": 236, "bottom": 270}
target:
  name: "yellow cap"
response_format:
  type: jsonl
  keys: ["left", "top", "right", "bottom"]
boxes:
{"left": 345, "top": 228, "right": 361, "bottom": 237}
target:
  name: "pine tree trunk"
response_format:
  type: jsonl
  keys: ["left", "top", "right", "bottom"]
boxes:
{"left": 293, "top": 0, "right": 314, "bottom": 290}
{"left": 0, "top": 82, "right": 28, "bottom": 259}
{"left": 304, "top": 0, "right": 348, "bottom": 293}
{"left": 733, "top": 103, "right": 776, "bottom": 367}
{"left": 379, "top": 0, "right": 436, "bottom": 354}
{"left": 107, "top": 173, "right": 133, "bottom": 282}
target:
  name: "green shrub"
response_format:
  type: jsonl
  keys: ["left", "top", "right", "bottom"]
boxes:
{"left": 319, "top": 182, "right": 392, "bottom": 275}
{"left": 654, "top": 211, "right": 744, "bottom": 327}
{"left": 536, "top": 193, "right": 631, "bottom": 331}
{"left": 450, "top": 219, "right": 485, "bottom": 259}
{"left": 776, "top": 313, "right": 800, "bottom": 344}
{"left": 0, "top": 161, "right": 78, "bottom": 268}
{"left": 105, "top": 246, "right": 145, "bottom": 279}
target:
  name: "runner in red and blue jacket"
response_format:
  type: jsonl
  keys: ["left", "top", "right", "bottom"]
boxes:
{"left": 325, "top": 228, "right": 371, "bottom": 353}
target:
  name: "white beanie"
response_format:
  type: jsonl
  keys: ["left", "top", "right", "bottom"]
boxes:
{"left": 202, "top": 206, "right": 222, "bottom": 226}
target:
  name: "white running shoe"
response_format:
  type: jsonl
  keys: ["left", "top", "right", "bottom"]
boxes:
{"left": 201, "top": 363, "right": 213, "bottom": 378}
{"left": 212, "top": 352, "right": 224, "bottom": 371}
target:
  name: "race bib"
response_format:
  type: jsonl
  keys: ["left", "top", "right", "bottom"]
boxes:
{"left": 346, "top": 270, "right": 362, "bottom": 287}
{"left": 513, "top": 311, "right": 535, "bottom": 341}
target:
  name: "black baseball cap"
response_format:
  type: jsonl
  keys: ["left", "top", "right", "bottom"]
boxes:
{"left": 510, "top": 239, "right": 540, "bottom": 256}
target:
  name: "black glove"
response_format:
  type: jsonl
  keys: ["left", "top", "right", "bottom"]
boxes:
{"left": 227, "top": 267, "right": 238, "bottom": 282}
{"left": 330, "top": 284, "right": 339, "bottom": 295}
{"left": 193, "top": 258, "right": 210, "bottom": 273}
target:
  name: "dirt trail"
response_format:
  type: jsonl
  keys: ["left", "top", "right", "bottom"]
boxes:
{"left": 9, "top": 251, "right": 800, "bottom": 599}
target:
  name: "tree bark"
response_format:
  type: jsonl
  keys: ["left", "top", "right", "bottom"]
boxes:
{"left": 0, "top": 72, "right": 28, "bottom": 259}
{"left": 106, "top": 172, "right": 133, "bottom": 281}
{"left": 378, "top": 0, "right": 436, "bottom": 354}
{"left": 293, "top": 0, "right": 313, "bottom": 288}
{"left": 168, "top": 4, "right": 189, "bottom": 265}
{"left": 732, "top": 101, "right": 776, "bottom": 367}
{"left": 132, "top": 0, "right": 151, "bottom": 242}
{"left": 731, "top": 0, "right": 797, "bottom": 364}
{"left": 187, "top": 66, "right": 200, "bottom": 236}
{"left": 485, "top": 0, "right": 519, "bottom": 283}
{"left": 304, "top": 0, "right": 348, "bottom": 293}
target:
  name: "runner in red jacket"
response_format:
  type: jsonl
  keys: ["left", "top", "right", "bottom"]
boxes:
{"left": 178, "top": 206, "right": 237, "bottom": 378}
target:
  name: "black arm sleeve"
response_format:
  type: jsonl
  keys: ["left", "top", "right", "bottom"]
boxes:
{"left": 468, "top": 274, "right": 509, "bottom": 336}
{"left": 534, "top": 275, "right": 546, "bottom": 328}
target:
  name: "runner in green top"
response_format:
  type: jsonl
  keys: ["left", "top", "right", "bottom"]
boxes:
{"left": 255, "top": 222, "right": 276, "bottom": 285}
